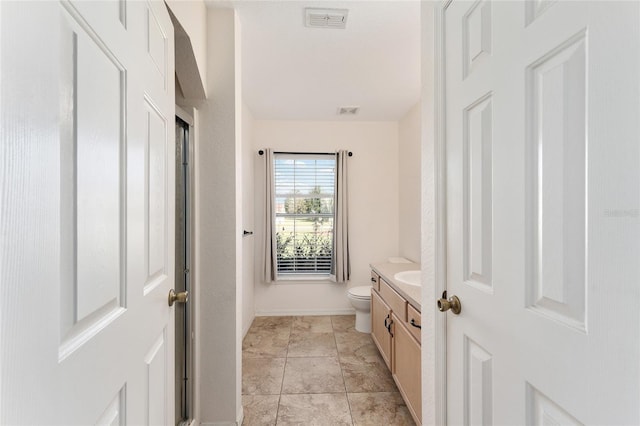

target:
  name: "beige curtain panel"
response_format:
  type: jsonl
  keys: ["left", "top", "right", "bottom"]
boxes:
{"left": 262, "top": 148, "right": 278, "bottom": 282}
{"left": 331, "top": 149, "right": 350, "bottom": 283}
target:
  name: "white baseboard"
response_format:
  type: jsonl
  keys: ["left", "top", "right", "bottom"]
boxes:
{"left": 254, "top": 308, "right": 355, "bottom": 317}
{"left": 237, "top": 405, "right": 244, "bottom": 426}
{"left": 242, "top": 313, "right": 255, "bottom": 338}
{"left": 197, "top": 404, "right": 242, "bottom": 426}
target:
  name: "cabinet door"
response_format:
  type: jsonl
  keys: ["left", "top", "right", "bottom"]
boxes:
{"left": 392, "top": 313, "right": 422, "bottom": 425}
{"left": 371, "top": 290, "right": 392, "bottom": 369}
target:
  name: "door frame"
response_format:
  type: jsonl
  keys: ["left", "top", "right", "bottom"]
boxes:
{"left": 429, "top": 0, "right": 453, "bottom": 424}
{"left": 175, "top": 105, "right": 198, "bottom": 425}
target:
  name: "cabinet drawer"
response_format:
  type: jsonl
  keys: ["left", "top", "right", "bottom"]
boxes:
{"left": 406, "top": 304, "right": 421, "bottom": 344}
{"left": 380, "top": 279, "right": 407, "bottom": 322}
{"left": 371, "top": 271, "right": 380, "bottom": 291}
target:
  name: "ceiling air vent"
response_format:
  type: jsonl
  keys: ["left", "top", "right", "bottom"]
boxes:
{"left": 337, "top": 106, "right": 359, "bottom": 116}
{"left": 305, "top": 8, "right": 349, "bottom": 29}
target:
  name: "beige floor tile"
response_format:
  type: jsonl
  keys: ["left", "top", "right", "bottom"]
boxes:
{"left": 292, "top": 316, "right": 334, "bottom": 333}
{"left": 331, "top": 315, "right": 356, "bottom": 332}
{"left": 242, "top": 357, "right": 286, "bottom": 395}
{"left": 251, "top": 316, "right": 293, "bottom": 332}
{"left": 282, "top": 357, "right": 345, "bottom": 394}
{"left": 287, "top": 332, "right": 337, "bottom": 357}
{"left": 242, "top": 394, "right": 279, "bottom": 426}
{"left": 277, "top": 393, "right": 353, "bottom": 426}
{"left": 334, "top": 331, "right": 379, "bottom": 359}
{"left": 243, "top": 328, "right": 290, "bottom": 358}
{"left": 241, "top": 316, "right": 412, "bottom": 426}
{"left": 340, "top": 355, "right": 397, "bottom": 393}
{"left": 348, "top": 392, "right": 415, "bottom": 426}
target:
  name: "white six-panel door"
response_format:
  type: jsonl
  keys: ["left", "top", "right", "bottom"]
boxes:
{"left": 1, "top": 1, "right": 175, "bottom": 424}
{"left": 443, "top": 1, "right": 639, "bottom": 424}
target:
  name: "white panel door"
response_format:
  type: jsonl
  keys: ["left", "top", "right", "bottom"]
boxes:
{"left": 443, "top": 1, "right": 639, "bottom": 424}
{"left": 1, "top": 1, "right": 175, "bottom": 424}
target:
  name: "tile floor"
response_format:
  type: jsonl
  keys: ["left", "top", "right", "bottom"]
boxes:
{"left": 242, "top": 315, "right": 416, "bottom": 426}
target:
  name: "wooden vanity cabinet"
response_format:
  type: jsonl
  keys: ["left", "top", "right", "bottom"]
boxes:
{"left": 370, "top": 269, "right": 422, "bottom": 425}
{"left": 370, "top": 289, "right": 392, "bottom": 369}
{"left": 392, "top": 312, "right": 422, "bottom": 424}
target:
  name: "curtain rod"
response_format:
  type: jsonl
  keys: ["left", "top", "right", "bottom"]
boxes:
{"left": 258, "top": 150, "right": 353, "bottom": 157}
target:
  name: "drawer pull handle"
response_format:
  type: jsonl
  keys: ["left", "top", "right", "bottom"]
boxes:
{"left": 371, "top": 277, "right": 377, "bottom": 282}
{"left": 410, "top": 319, "right": 421, "bottom": 329}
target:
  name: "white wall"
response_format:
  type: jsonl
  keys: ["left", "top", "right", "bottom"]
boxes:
{"left": 195, "top": 8, "right": 242, "bottom": 425}
{"left": 398, "top": 102, "right": 422, "bottom": 262}
{"left": 241, "top": 103, "right": 255, "bottom": 335}
{"left": 165, "top": 0, "right": 207, "bottom": 94}
{"left": 253, "top": 120, "right": 400, "bottom": 315}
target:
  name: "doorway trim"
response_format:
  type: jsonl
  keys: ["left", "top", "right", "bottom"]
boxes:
{"left": 433, "top": 1, "right": 452, "bottom": 424}
{"left": 175, "top": 104, "right": 197, "bottom": 425}
{"left": 176, "top": 105, "right": 194, "bottom": 127}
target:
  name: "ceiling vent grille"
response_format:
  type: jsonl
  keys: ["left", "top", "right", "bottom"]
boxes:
{"left": 337, "top": 106, "right": 359, "bottom": 116}
{"left": 305, "top": 8, "right": 349, "bottom": 29}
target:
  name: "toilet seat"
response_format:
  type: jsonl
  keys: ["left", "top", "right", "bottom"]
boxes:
{"left": 348, "top": 286, "right": 372, "bottom": 299}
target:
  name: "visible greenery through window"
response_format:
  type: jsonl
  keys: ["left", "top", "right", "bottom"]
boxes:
{"left": 274, "top": 154, "right": 336, "bottom": 276}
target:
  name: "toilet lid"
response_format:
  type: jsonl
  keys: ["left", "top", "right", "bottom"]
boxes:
{"left": 348, "top": 286, "right": 372, "bottom": 298}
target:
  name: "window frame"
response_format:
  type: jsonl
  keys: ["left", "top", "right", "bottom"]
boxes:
{"left": 272, "top": 153, "right": 337, "bottom": 280}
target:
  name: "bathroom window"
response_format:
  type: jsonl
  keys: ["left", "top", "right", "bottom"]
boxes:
{"left": 274, "top": 154, "right": 336, "bottom": 277}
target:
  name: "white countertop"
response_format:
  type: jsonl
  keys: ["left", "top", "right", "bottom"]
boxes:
{"left": 370, "top": 261, "right": 421, "bottom": 311}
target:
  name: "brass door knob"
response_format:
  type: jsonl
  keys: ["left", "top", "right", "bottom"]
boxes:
{"left": 168, "top": 289, "right": 189, "bottom": 307}
{"left": 437, "top": 291, "right": 461, "bottom": 315}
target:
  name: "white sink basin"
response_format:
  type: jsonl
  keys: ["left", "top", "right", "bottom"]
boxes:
{"left": 394, "top": 270, "right": 421, "bottom": 287}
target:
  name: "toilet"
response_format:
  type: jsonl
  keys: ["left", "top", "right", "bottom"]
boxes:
{"left": 347, "top": 286, "right": 372, "bottom": 333}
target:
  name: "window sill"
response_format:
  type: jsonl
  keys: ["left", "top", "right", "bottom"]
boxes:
{"left": 276, "top": 274, "right": 333, "bottom": 283}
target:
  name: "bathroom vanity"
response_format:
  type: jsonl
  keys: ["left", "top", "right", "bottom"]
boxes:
{"left": 370, "top": 262, "right": 422, "bottom": 425}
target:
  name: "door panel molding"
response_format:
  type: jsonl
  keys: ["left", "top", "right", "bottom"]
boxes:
{"left": 145, "top": 329, "right": 168, "bottom": 426}
{"left": 525, "top": 30, "right": 588, "bottom": 333}
{"left": 462, "top": 0, "right": 492, "bottom": 79}
{"left": 462, "top": 92, "right": 493, "bottom": 294}
{"left": 59, "top": 0, "right": 128, "bottom": 362}
{"left": 463, "top": 335, "right": 493, "bottom": 426}
{"left": 96, "top": 386, "right": 126, "bottom": 426}
{"left": 143, "top": 95, "right": 169, "bottom": 295}
{"left": 526, "top": 383, "right": 582, "bottom": 426}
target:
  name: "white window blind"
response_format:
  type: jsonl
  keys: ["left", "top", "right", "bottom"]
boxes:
{"left": 274, "top": 154, "right": 336, "bottom": 276}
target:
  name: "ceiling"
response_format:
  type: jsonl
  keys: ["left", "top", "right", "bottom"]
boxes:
{"left": 208, "top": 1, "right": 421, "bottom": 121}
